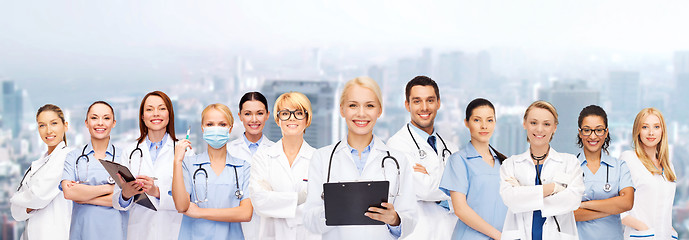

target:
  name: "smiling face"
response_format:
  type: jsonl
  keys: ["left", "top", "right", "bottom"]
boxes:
{"left": 523, "top": 107, "right": 557, "bottom": 147}
{"left": 340, "top": 85, "right": 382, "bottom": 137}
{"left": 277, "top": 106, "right": 307, "bottom": 137}
{"left": 639, "top": 113, "right": 662, "bottom": 149}
{"left": 579, "top": 115, "right": 608, "bottom": 154}
{"left": 37, "top": 110, "right": 68, "bottom": 147}
{"left": 142, "top": 95, "right": 169, "bottom": 133}
{"left": 465, "top": 105, "right": 495, "bottom": 144}
{"left": 85, "top": 103, "right": 116, "bottom": 140}
{"left": 405, "top": 85, "right": 440, "bottom": 134}
{"left": 239, "top": 100, "right": 269, "bottom": 136}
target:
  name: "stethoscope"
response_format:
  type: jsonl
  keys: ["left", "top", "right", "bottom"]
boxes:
{"left": 192, "top": 162, "right": 243, "bottom": 203}
{"left": 129, "top": 139, "right": 175, "bottom": 176}
{"left": 322, "top": 141, "right": 401, "bottom": 202}
{"left": 578, "top": 153, "right": 611, "bottom": 192}
{"left": 406, "top": 124, "right": 451, "bottom": 162}
{"left": 17, "top": 145, "right": 67, "bottom": 191}
{"left": 76, "top": 144, "right": 116, "bottom": 184}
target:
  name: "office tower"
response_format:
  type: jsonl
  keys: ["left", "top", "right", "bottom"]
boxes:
{"left": 538, "top": 80, "right": 600, "bottom": 154}
{"left": 476, "top": 50, "right": 492, "bottom": 88}
{"left": 494, "top": 111, "right": 527, "bottom": 156}
{"left": 608, "top": 71, "right": 639, "bottom": 123}
{"left": 2, "top": 81, "right": 23, "bottom": 138}
{"left": 437, "top": 51, "right": 463, "bottom": 90}
{"left": 674, "top": 51, "right": 689, "bottom": 125}
{"left": 261, "top": 80, "right": 338, "bottom": 148}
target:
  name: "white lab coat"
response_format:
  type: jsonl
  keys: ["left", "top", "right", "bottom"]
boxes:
{"left": 303, "top": 135, "right": 418, "bottom": 240}
{"left": 619, "top": 150, "right": 677, "bottom": 240}
{"left": 499, "top": 148, "right": 584, "bottom": 240}
{"left": 11, "top": 142, "right": 72, "bottom": 240}
{"left": 228, "top": 134, "right": 274, "bottom": 240}
{"left": 387, "top": 124, "right": 458, "bottom": 240}
{"left": 250, "top": 139, "right": 321, "bottom": 240}
{"left": 112, "top": 134, "right": 184, "bottom": 240}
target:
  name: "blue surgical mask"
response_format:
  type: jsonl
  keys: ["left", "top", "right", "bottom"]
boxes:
{"left": 203, "top": 126, "right": 230, "bottom": 149}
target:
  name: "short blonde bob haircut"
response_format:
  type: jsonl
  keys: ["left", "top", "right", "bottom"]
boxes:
{"left": 273, "top": 91, "right": 313, "bottom": 128}
{"left": 632, "top": 107, "right": 675, "bottom": 182}
{"left": 201, "top": 103, "right": 234, "bottom": 126}
{"left": 523, "top": 100, "right": 558, "bottom": 141}
{"left": 339, "top": 76, "right": 384, "bottom": 109}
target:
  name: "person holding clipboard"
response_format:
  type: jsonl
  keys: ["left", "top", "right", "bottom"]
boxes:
{"left": 112, "top": 91, "right": 185, "bottom": 240}
{"left": 60, "top": 101, "right": 127, "bottom": 240}
{"left": 171, "top": 103, "right": 253, "bottom": 240}
{"left": 303, "top": 76, "right": 417, "bottom": 239}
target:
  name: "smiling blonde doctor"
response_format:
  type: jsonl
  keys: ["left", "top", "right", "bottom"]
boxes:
{"left": 387, "top": 76, "right": 457, "bottom": 239}
{"left": 303, "top": 76, "right": 417, "bottom": 239}
{"left": 499, "top": 100, "right": 584, "bottom": 240}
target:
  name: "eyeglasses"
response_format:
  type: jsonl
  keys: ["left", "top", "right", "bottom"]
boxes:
{"left": 579, "top": 128, "right": 607, "bottom": 136}
{"left": 277, "top": 109, "right": 307, "bottom": 121}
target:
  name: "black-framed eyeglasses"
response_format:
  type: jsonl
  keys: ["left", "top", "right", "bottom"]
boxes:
{"left": 277, "top": 109, "right": 307, "bottom": 121}
{"left": 579, "top": 128, "right": 607, "bottom": 136}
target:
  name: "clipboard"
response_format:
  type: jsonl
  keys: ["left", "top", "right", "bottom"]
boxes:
{"left": 323, "top": 181, "right": 389, "bottom": 226}
{"left": 99, "top": 160, "right": 157, "bottom": 211}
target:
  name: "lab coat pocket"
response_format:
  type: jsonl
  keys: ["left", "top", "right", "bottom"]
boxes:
{"left": 629, "top": 228, "right": 655, "bottom": 239}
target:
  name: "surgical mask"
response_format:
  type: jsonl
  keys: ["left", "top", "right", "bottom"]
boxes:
{"left": 203, "top": 126, "right": 230, "bottom": 149}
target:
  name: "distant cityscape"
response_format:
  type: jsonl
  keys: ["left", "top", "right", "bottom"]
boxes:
{"left": 1, "top": 48, "right": 689, "bottom": 239}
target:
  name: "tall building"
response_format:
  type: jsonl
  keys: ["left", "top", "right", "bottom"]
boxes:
{"left": 494, "top": 110, "right": 527, "bottom": 156}
{"left": 608, "top": 71, "right": 639, "bottom": 123}
{"left": 674, "top": 52, "right": 689, "bottom": 125}
{"left": 260, "top": 80, "right": 338, "bottom": 148}
{"left": 437, "top": 51, "right": 463, "bottom": 89}
{"left": 538, "top": 80, "right": 600, "bottom": 154}
{"left": 476, "top": 50, "right": 492, "bottom": 89}
{"left": 2, "top": 81, "right": 23, "bottom": 138}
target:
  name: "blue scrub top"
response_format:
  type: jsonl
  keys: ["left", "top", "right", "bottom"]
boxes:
{"left": 178, "top": 151, "right": 251, "bottom": 240}
{"left": 576, "top": 152, "right": 634, "bottom": 240}
{"left": 439, "top": 142, "right": 507, "bottom": 240}
{"left": 61, "top": 143, "right": 128, "bottom": 240}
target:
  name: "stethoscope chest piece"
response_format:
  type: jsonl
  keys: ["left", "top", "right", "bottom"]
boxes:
{"left": 418, "top": 149, "right": 427, "bottom": 159}
{"left": 603, "top": 183, "right": 612, "bottom": 192}
{"left": 235, "top": 189, "right": 243, "bottom": 199}
{"left": 107, "top": 176, "right": 116, "bottom": 184}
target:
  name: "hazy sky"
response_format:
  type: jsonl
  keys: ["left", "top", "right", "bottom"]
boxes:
{"left": 1, "top": 0, "right": 689, "bottom": 105}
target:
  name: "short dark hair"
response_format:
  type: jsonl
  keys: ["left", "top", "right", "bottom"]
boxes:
{"left": 576, "top": 105, "right": 611, "bottom": 154}
{"left": 405, "top": 76, "right": 440, "bottom": 102}
{"left": 239, "top": 91, "right": 268, "bottom": 112}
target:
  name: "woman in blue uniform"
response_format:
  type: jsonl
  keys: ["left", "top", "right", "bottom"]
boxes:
{"left": 573, "top": 105, "right": 634, "bottom": 240}
{"left": 439, "top": 98, "right": 508, "bottom": 240}
{"left": 61, "top": 101, "right": 127, "bottom": 240}
{"left": 172, "top": 103, "right": 253, "bottom": 240}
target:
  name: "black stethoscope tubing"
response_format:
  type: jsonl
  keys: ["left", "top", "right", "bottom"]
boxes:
{"left": 193, "top": 161, "right": 243, "bottom": 202}
{"left": 17, "top": 145, "right": 67, "bottom": 191}
{"left": 324, "top": 141, "right": 401, "bottom": 201}
{"left": 76, "top": 144, "right": 116, "bottom": 183}
{"left": 577, "top": 153, "right": 611, "bottom": 192}
{"left": 129, "top": 139, "right": 175, "bottom": 174}
{"left": 406, "top": 124, "right": 451, "bottom": 161}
